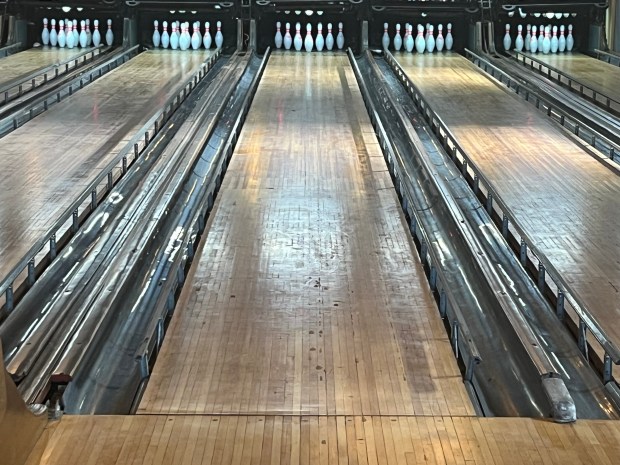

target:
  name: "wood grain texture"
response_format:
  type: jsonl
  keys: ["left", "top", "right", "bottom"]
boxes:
{"left": 27, "top": 414, "right": 620, "bottom": 465}
{"left": 0, "top": 50, "right": 213, "bottom": 280}
{"left": 137, "top": 52, "right": 474, "bottom": 417}
{"left": 0, "top": 46, "right": 90, "bottom": 88}
{"left": 396, "top": 52, "right": 620, "bottom": 348}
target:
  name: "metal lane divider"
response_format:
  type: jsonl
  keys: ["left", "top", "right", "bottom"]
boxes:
{"left": 0, "top": 50, "right": 221, "bottom": 325}
{"left": 385, "top": 50, "right": 620, "bottom": 396}
{"left": 512, "top": 51, "right": 620, "bottom": 117}
{"left": 348, "top": 48, "right": 484, "bottom": 415}
{"left": 594, "top": 49, "right": 620, "bottom": 67}
{"left": 0, "top": 46, "right": 107, "bottom": 107}
{"left": 0, "top": 46, "right": 139, "bottom": 138}
{"left": 0, "top": 42, "right": 21, "bottom": 59}
{"left": 465, "top": 49, "right": 620, "bottom": 167}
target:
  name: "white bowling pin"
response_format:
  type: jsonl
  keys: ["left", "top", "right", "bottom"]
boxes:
{"left": 538, "top": 24, "right": 544, "bottom": 51}
{"left": 503, "top": 24, "right": 511, "bottom": 51}
{"left": 524, "top": 24, "right": 531, "bottom": 51}
{"left": 182, "top": 22, "right": 191, "bottom": 50}
{"left": 170, "top": 22, "right": 179, "bottom": 49}
{"left": 393, "top": 23, "right": 402, "bottom": 51}
{"left": 153, "top": 20, "right": 161, "bottom": 47}
{"left": 42, "top": 18, "right": 50, "bottom": 45}
{"left": 275, "top": 21, "right": 283, "bottom": 49}
{"left": 162, "top": 21, "right": 170, "bottom": 48}
{"left": 515, "top": 24, "right": 524, "bottom": 52}
{"left": 86, "top": 19, "right": 92, "bottom": 46}
{"left": 79, "top": 20, "right": 87, "bottom": 48}
{"left": 215, "top": 21, "right": 223, "bottom": 49}
{"left": 542, "top": 25, "right": 551, "bottom": 54}
{"left": 415, "top": 24, "right": 425, "bottom": 53}
{"left": 406, "top": 24, "right": 415, "bottom": 52}
{"left": 304, "top": 23, "right": 314, "bottom": 52}
{"left": 72, "top": 19, "right": 78, "bottom": 44}
{"left": 283, "top": 22, "right": 292, "bottom": 50}
{"left": 326, "top": 23, "right": 334, "bottom": 51}
{"left": 425, "top": 23, "right": 430, "bottom": 43}
{"left": 550, "top": 25, "right": 558, "bottom": 53}
{"left": 294, "top": 22, "right": 302, "bottom": 51}
{"left": 92, "top": 19, "right": 101, "bottom": 47}
{"left": 530, "top": 25, "right": 538, "bottom": 53}
{"left": 191, "top": 22, "right": 201, "bottom": 50}
{"left": 316, "top": 23, "right": 325, "bottom": 52}
{"left": 566, "top": 24, "right": 574, "bottom": 51}
{"left": 50, "top": 19, "right": 58, "bottom": 46}
{"left": 106, "top": 19, "right": 113, "bottom": 46}
{"left": 445, "top": 23, "right": 453, "bottom": 51}
{"left": 558, "top": 25, "right": 566, "bottom": 52}
{"left": 336, "top": 22, "right": 344, "bottom": 49}
{"left": 427, "top": 24, "right": 435, "bottom": 53}
{"left": 436, "top": 24, "right": 444, "bottom": 52}
{"left": 382, "top": 22, "right": 390, "bottom": 50}
{"left": 203, "top": 22, "right": 211, "bottom": 49}
{"left": 58, "top": 20, "right": 66, "bottom": 47}
{"left": 66, "top": 22, "right": 75, "bottom": 48}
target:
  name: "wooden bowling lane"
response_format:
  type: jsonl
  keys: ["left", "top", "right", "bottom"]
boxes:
{"left": 0, "top": 50, "right": 213, "bottom": 281}
{"left": 0, "top": 47, "right": 91, "bottom": 88}
{"left": 395, "top": 53, "right": 620, "bottom": 347}
{"left": 26, "top": 414, "right": 620, "bottom": 465}
{"left": 525, "top": 52, "right": 620, "bottom": 105}
{"left": 137, "top": 52, "right": 474, "bottom": 417}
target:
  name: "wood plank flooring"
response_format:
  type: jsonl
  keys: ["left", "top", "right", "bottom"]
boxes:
{"left": 0, "top": 46, "right": 89, "bottom": 88}
{"left": 137, "top": 53, "right": 474, "bottom": 417}
{"left": 27, "top": 414, "right": 620, "bottom": 465}
{"left": 396, "top": 52, "right": 620, "bottom": 349}
{"left": 0, "top": 50, "right": 213, "bottom": 281}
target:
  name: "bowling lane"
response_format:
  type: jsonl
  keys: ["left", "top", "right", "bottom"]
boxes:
{"left": 0, "top": 46, "right": 93, "bottom": 88}
{"left": 0, "top": 49, "right": 213, "bottom": 280}
{"left": 524, "top": 52, "right": 620, "bottom": 104}
{"left": 396, "top": 52, "right": 620, "bottom": 347}
{"left": 137, "top": 52, "right": 475, "bottom": 417}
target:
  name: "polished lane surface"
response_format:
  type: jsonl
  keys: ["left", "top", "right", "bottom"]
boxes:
{"left": 396, "top": 52, "right": 620, "bottom": 347}
{"left": 0, "top": 50, "right": 213, "bottom": 280}
{"left": 137, "top": 52, "right": 474, "bottom": 417}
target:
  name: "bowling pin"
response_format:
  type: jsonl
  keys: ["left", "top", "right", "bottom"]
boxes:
{"left": 215, "top": 21, "right": 223, "bottom": 49}
{"left": 503, "top": 24, "right": 511, "bottom": 51}
{"left": 170, "top": 22, "right": 179, "bottom": 49}
{"left": 425, "top": 23, "right": 430, "bottom": 43}
{"left": 538, "top": 24, "right": 544, "bottom": 51}
{"left": 326, "top": 23, "right": 334, "bottom": 51}
{"left": 436, "top": 24, "right": 444, "bottom": 52}
{"left": 92, "top": 19, "right": 101, "bottom": 47}
{"left": 72, "top": 20, "right": 78, "bottom": 44}
{"left": 304, "top": 23, "right": 314, "bottom": 52}
{"left": 284, "top": 22, "right": 292, "bottom": 50}
{"left": 42, "top": 18, "right": 50, "bottom": 46}
{"left": 530, "top": 25, "right": 538, "bottom": 53}
{"left": 86, "top": 19, "right": 92, "bottom": 46}
{"left": 406, "top": 24, "right": 415, "bottom": 52}
{"left": 558, "top": 25, "right": 566, "bottom": 52}
{"left": 524, "top": 24, "right": 531, "bottom": 51}
{"left": 445, "top": 23, "right": 453, "bottom": 51}
{"left": 203, "top": 22, "right": 212, "bottom": 49}
{"left": 106, "top": 19, "right": 113, "bottom": 46}
{"left": 316, "top": 23, "right": 325, "bottom": 52}
{"left": 191, "top": 22, "right": 201, "bottom": 50}
{"left": 393, "top": 23, "right": 402, "bottom": 51}
{"left": 153, "top": 20, "right": 161, "bottom": 47}
{"left": 427, "top": 24, "right": 435, "bottom": 53}
{"left": 294, "top": 22, "right": 302, "bottom": 51}
{"left": 161, "top": 21, "right": 170, "bottom": 48}
{"left": 336, "top": 22, "right": 344, "bottom": 49}
{"left": 566, "top": 24, "right": 574, "bottom": 51}
{"left": 550, "top": 25, "right": 558, "bottom": 53}
{"left": 515, "top": 24, "right": 524, "bottom": 52}
{"left": 58, "top": 20, "right": 66, "bottom": 47}
{"left": 50, "top": 19, "right": 58, "bottom": 47}
{"left": 181, "top": 22, "right": 191, "bottom": 51}
{"left": 382, "top": 22, "right": 390, "bottom": 50}
{"left": 67, "top": 22, "right": 76, "bottom": 48}
{"left": 275, "top": 21, "right": 283, "bottom": 49}
{"left": 542, "top": 25, "right": 551, "bottom": 54}
{"left": 79, "top": 20, "right": 87, "bottom": 48}
{"left": 415, "top": 24, "right": 425, "bottom": 53}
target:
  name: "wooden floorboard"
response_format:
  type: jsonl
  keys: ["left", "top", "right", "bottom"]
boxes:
{"left": 0, "top": 49, "right": 213, "bottom": 281}
{"left": 25, "top": 414, "right": 620, "bottom": 465}
{"left": 137, "top": 52, "right": 473, "bottom": 417}
{"left": 396, "top": 52, "right": 620, "bottom": 349}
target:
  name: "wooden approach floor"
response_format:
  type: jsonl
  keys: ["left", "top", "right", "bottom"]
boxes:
{"left": 396, "top": 52, "right": 620, "bottom": 349}
{"left": 0, "top": 49, "right": 212, "bottom": 280}
{"left": 0, "top": 46, "right": 88, "bottom": 88}
{"left": 527, "top": 52, "right": 620, "bottom": 104}
{"left": 137, "top": 53, "right": 474, "bottom": 417}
